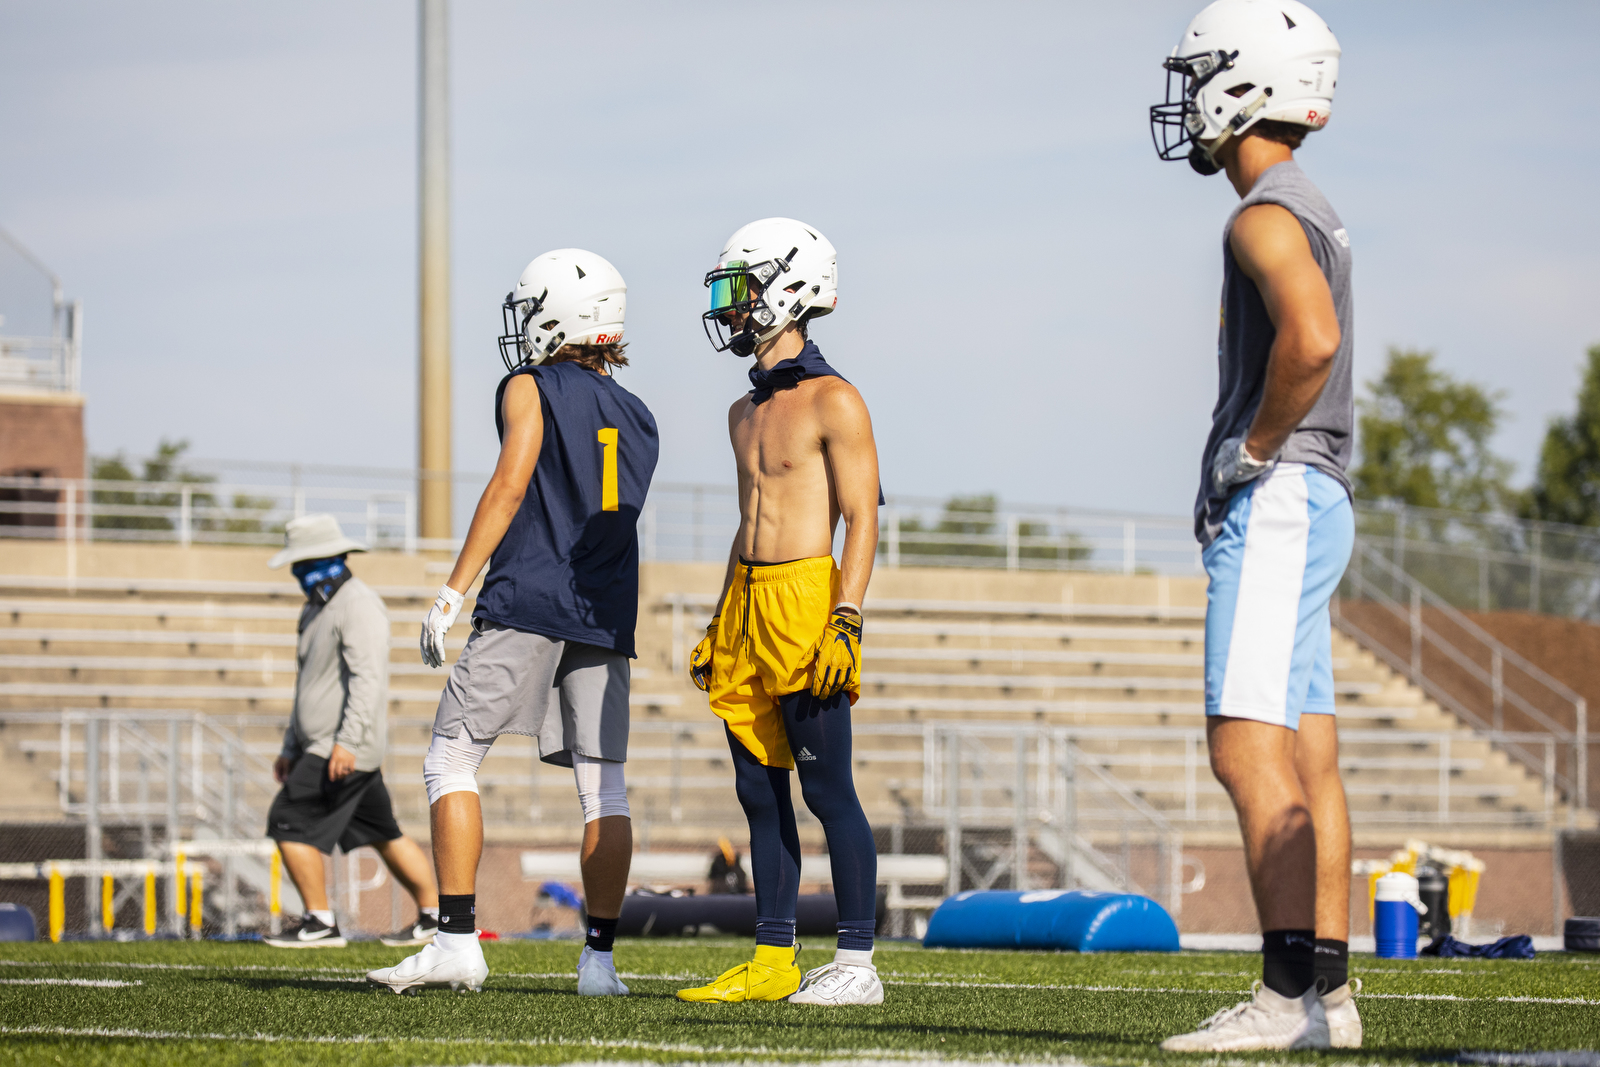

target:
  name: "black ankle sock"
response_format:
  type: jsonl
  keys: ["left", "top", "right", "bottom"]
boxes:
{"left": 437, "top": 893, "right": 475, "bottom": 935}
{"left": 1261, "top": 929, "right": 1316, "bottom": 998}
{"left": 836, "top": 919, "right": 875, "bottom": 953}
{"left": 585, "top": 915, "right": 618, "bottom": 953}
{"left": 1314, "top": 938, "right": 1349, "bottom": 992}
{"left": 755, "top": 916, "right": 797, "bottom": 948}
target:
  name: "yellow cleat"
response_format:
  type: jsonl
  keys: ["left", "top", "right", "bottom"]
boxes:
{"left": 676, "top": 944, "right": 801, "bottom": 1003}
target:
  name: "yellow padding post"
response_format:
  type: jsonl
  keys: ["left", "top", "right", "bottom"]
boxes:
{"left": 101, "top": 872, "right": 115, "bottom": 932}
{"left": 189, "top": 869, "right": 204, "bottom": 934}
{"left": 174, "top": 853, "right": 187, "bottom": 919}
{"left": 269, "top": 849, "right": 282, "bottom": 918}
{"left": 48, "top": 867, "right": 64, "bottom": 943}
{"left": 143, "top": 870, "right": 158, "bottom": 936}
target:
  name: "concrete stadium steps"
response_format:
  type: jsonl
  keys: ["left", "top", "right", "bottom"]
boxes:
{"left": 0, "top": 544, "right": 1570, "bottom": 842}
{"left": 634, "top": 588, "right": 1560, "bottom": 830}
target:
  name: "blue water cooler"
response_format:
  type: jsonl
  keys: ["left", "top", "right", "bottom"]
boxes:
{"left": 1373, "top": 872, "right": 1424, "bottom": 959}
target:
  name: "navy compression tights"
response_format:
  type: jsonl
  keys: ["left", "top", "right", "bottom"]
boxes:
{"left": 726, "top": 689, "right": 877, "bottom": 943}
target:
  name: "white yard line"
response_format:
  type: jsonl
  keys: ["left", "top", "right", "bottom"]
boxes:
{"left": 0, "top": 1025, "right": 1020, "bottom": 1062}
{"left": 0, "top": 978, "right": 142, "bottom": 988}
{"left": 4, "top": 959, "right": 1594, "bottom": 1007}
{"left": 0, "top": 959, "right": 363, "bottom": 975}
{"left": 879, "top": 978, "right": 1600, "bottom": 1007}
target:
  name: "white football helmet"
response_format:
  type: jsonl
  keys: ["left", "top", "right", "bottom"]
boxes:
{"left": 498, "top": 249, "right": 626, "bottom": 372}
{"left": 702, "top": 218, "right": 836, "bottom": 357}
{"left": 1150, "top": 0, "right": 1340, "bottom": 174}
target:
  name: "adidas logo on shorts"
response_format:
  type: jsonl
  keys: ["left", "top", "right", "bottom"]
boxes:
{"left": 796, "top": 747, "right": 817, "bottom": 761}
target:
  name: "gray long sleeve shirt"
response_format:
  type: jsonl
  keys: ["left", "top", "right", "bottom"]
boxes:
{"left": 278, "top": 576, "right": 391, "bottom": 772}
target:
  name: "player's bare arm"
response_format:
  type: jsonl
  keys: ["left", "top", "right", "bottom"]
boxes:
{"left": 1230, "top": 203, "right": 1341, "bottom": 463}
{"left": 445, "top": 374, "right": 544, "bottom": 593}
{"left": 816, "top": 381, "right": 878, "bottom": 609}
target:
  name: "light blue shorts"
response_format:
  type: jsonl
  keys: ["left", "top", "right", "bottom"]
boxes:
{"left": 1203, "top": 463, "right": 1355, "bottom": 730}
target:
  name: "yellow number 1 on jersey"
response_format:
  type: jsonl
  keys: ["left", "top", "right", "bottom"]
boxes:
{"left": 597, "top": 428, "right": 619, "bottom": 511}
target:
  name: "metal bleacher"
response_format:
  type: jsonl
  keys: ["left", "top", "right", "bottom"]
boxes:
{"left": 0, "top": 560, "right": 1570, "bottom": 884}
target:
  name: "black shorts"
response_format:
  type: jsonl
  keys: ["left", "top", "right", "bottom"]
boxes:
{"left": 266, "top": 754, "right": 402, "bottom": 854}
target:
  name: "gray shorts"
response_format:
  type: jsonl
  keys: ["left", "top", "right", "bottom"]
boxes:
{"left": 431, "top": 620, "right": 630, "bottom": 767}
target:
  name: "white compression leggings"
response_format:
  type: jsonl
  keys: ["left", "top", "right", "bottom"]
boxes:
{"left": 422, "top": 733, "right": 629, "bottom": 822}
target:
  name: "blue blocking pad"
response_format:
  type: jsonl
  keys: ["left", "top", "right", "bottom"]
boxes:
{"left": 922, "top": 890, "right": 1180, "bottom": 952}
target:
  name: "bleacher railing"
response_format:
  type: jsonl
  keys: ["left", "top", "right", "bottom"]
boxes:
{"left": 0, "top": 475, "right": 415, "bottom": 552}
{"left": 0, "top": 709, "right": 285, "bottom": 938}
{"left": 0, "top": 334, "right": 79, "bottom": 394}
{"left": 3, "top": 472, "right": 1203, "bottom": 576}
{"left": 1357, "top": 502, "right": 1600, "bottom": 620}
{"left": 1336, "top": 541, "right": 1590, "bottom": 813}
{"left": 15, "top": 467, "right": 1600, "bottom": 603}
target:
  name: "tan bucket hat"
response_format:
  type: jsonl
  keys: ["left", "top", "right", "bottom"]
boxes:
{"left": 268, "top": 513, "right": 369, "bottom": 570}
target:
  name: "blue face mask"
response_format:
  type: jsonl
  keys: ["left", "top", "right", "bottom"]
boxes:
{"left": 291, "top": 556, "right": 351, "bottom": 605}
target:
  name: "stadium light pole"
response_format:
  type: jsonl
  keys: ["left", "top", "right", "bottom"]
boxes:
{"left": 417, "top": 0, "right": 452, "bottom": 543}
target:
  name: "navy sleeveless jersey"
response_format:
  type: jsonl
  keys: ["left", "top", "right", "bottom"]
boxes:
{"left": 474, "top": 360, "right": 659, "bottom": 657}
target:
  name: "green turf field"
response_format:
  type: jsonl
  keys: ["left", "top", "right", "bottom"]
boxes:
{"left": 0, "top": 938, "right": 1596, "bottom": 1066}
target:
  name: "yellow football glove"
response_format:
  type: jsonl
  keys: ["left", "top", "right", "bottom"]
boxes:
{"left": 689, "top": 616, "right": 719, "bottom": 693}
{"left": 810, "top": 604, "right": 863, "bottom": 700}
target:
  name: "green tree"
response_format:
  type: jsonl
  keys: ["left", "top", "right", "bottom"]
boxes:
{"left": 90, "top": 439, "right": 276, "bottom": 538}
{"left": 1352, "top": 348, "right": 1512, "bottom": 513}
{"left": 90, "top": 439, "right": 214, "bottom": 531}
{"left": 1525, "top": 344, "right": 1600, "bottom": 526}
{"left": 889, "top": 494, "right": 1089, "bottom": 565}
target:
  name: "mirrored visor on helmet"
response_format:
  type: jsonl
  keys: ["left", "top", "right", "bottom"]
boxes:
{"left": 706, "top": 260, "right": 751, "bottom": 314}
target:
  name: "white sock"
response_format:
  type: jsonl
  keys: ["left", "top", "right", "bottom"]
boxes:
{"left": 834, "top": 947, "right": 874, "bottom": 968}
{"left": 309, "top": 909, "right": 335, "bottom": 927}
{"left": 435, "top": 930, "right": 479, "bottom": 952}
{"left": 421, "top": 906, "right": 440, "bottom": 919}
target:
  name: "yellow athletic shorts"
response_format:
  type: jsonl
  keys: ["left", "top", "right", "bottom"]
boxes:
{"left": 707, "top": 555, "right": 860, "bottom": 770}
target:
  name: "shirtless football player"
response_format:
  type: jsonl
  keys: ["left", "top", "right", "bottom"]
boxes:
{"left": 677, "top": 217, "right": 885, "bottom": 1007}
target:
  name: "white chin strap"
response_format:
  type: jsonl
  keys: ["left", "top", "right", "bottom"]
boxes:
{"left": 1202, "top": 91, "right": 1272, "bottom": 167}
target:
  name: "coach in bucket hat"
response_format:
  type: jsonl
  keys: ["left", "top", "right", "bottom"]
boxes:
{"left": 261, "top": 513, "right": 441, "bottom": 950}
{"left": 268, "top": 513, "right": 369, "bottom": 569}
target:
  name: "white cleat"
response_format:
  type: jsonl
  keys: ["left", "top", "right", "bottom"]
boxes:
{"left": 366, "top": 938, "right": 488, "bottom": 995}
{"left": 1321, "top": 977, "right": 1362, "bottom": 1048}
{"left": 786, "top": 962, "right": 885, "bottom": 1006}
{"left": 576, "top": 946, "right": 629, "bottom": 996}
{"left": 1161, "top": 981, "right": 1329, "bottom": 1052}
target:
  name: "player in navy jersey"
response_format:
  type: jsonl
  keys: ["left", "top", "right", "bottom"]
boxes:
{"left": 368, "top": 249, "right": 658, "bottom": 997}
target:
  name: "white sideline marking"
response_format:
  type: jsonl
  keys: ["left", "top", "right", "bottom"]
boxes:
{"left": 0, "top": 1026, "right": 997, "bottom": 1062}
{"left": 880, "top": 977, "right": 1600, "bottom": 1006}
{"left": 0, "top": 978, "right": 142, "bottom": 988}
{"left": 5, "top": 959, "right": 1595, "bottom": 1006}
{"left": 0, "top": 960, "right": 362, "bottom": 975}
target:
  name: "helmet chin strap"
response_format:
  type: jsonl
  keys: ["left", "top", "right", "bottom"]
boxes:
{"left": 729, "top": 304, "right": 791, "bottom": 358}
{"left": 1193, "top": 91, "right": 1271, "bottom": 175}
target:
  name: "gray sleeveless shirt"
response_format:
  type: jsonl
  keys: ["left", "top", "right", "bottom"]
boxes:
{"left": 1194, "top": 160, "right": 1354, "bottom": 547}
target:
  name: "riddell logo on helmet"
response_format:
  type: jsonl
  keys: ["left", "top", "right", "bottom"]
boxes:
{"left": 594, "top": 332, "right": 622, "bottom": 344}
{"left": 1307, "top": 110, "right": 1328, "bottom": 127}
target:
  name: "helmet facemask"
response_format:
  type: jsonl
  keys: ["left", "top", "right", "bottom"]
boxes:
{"left": 702, "top": 249, "right": 801, "bottom": 357}
{"left": 498, "top": 287, "right": 558, "bottom": 372}
{"left": 1150, "top": 49, "right": 1241, "bottom": 174}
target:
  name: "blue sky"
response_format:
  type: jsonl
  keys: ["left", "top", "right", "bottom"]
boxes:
{"left": 2, "top": 1, "right": 1597, "bottom": 523}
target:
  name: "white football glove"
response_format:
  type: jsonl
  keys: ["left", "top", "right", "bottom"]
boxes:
{"left": 1212, "top": 435, "right": 1277, "bottom": 494}
{"left": 420, "top": 585, "right": 465, "bottom": 668}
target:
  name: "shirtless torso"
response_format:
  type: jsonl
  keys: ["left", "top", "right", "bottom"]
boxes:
{"left": 721, "top": 334, "right": 880, "bottom": 608}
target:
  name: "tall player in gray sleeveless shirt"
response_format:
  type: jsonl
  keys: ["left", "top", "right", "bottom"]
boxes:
{"left": 1150, "top": 1, "right": 1359, "bottom": 1053}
